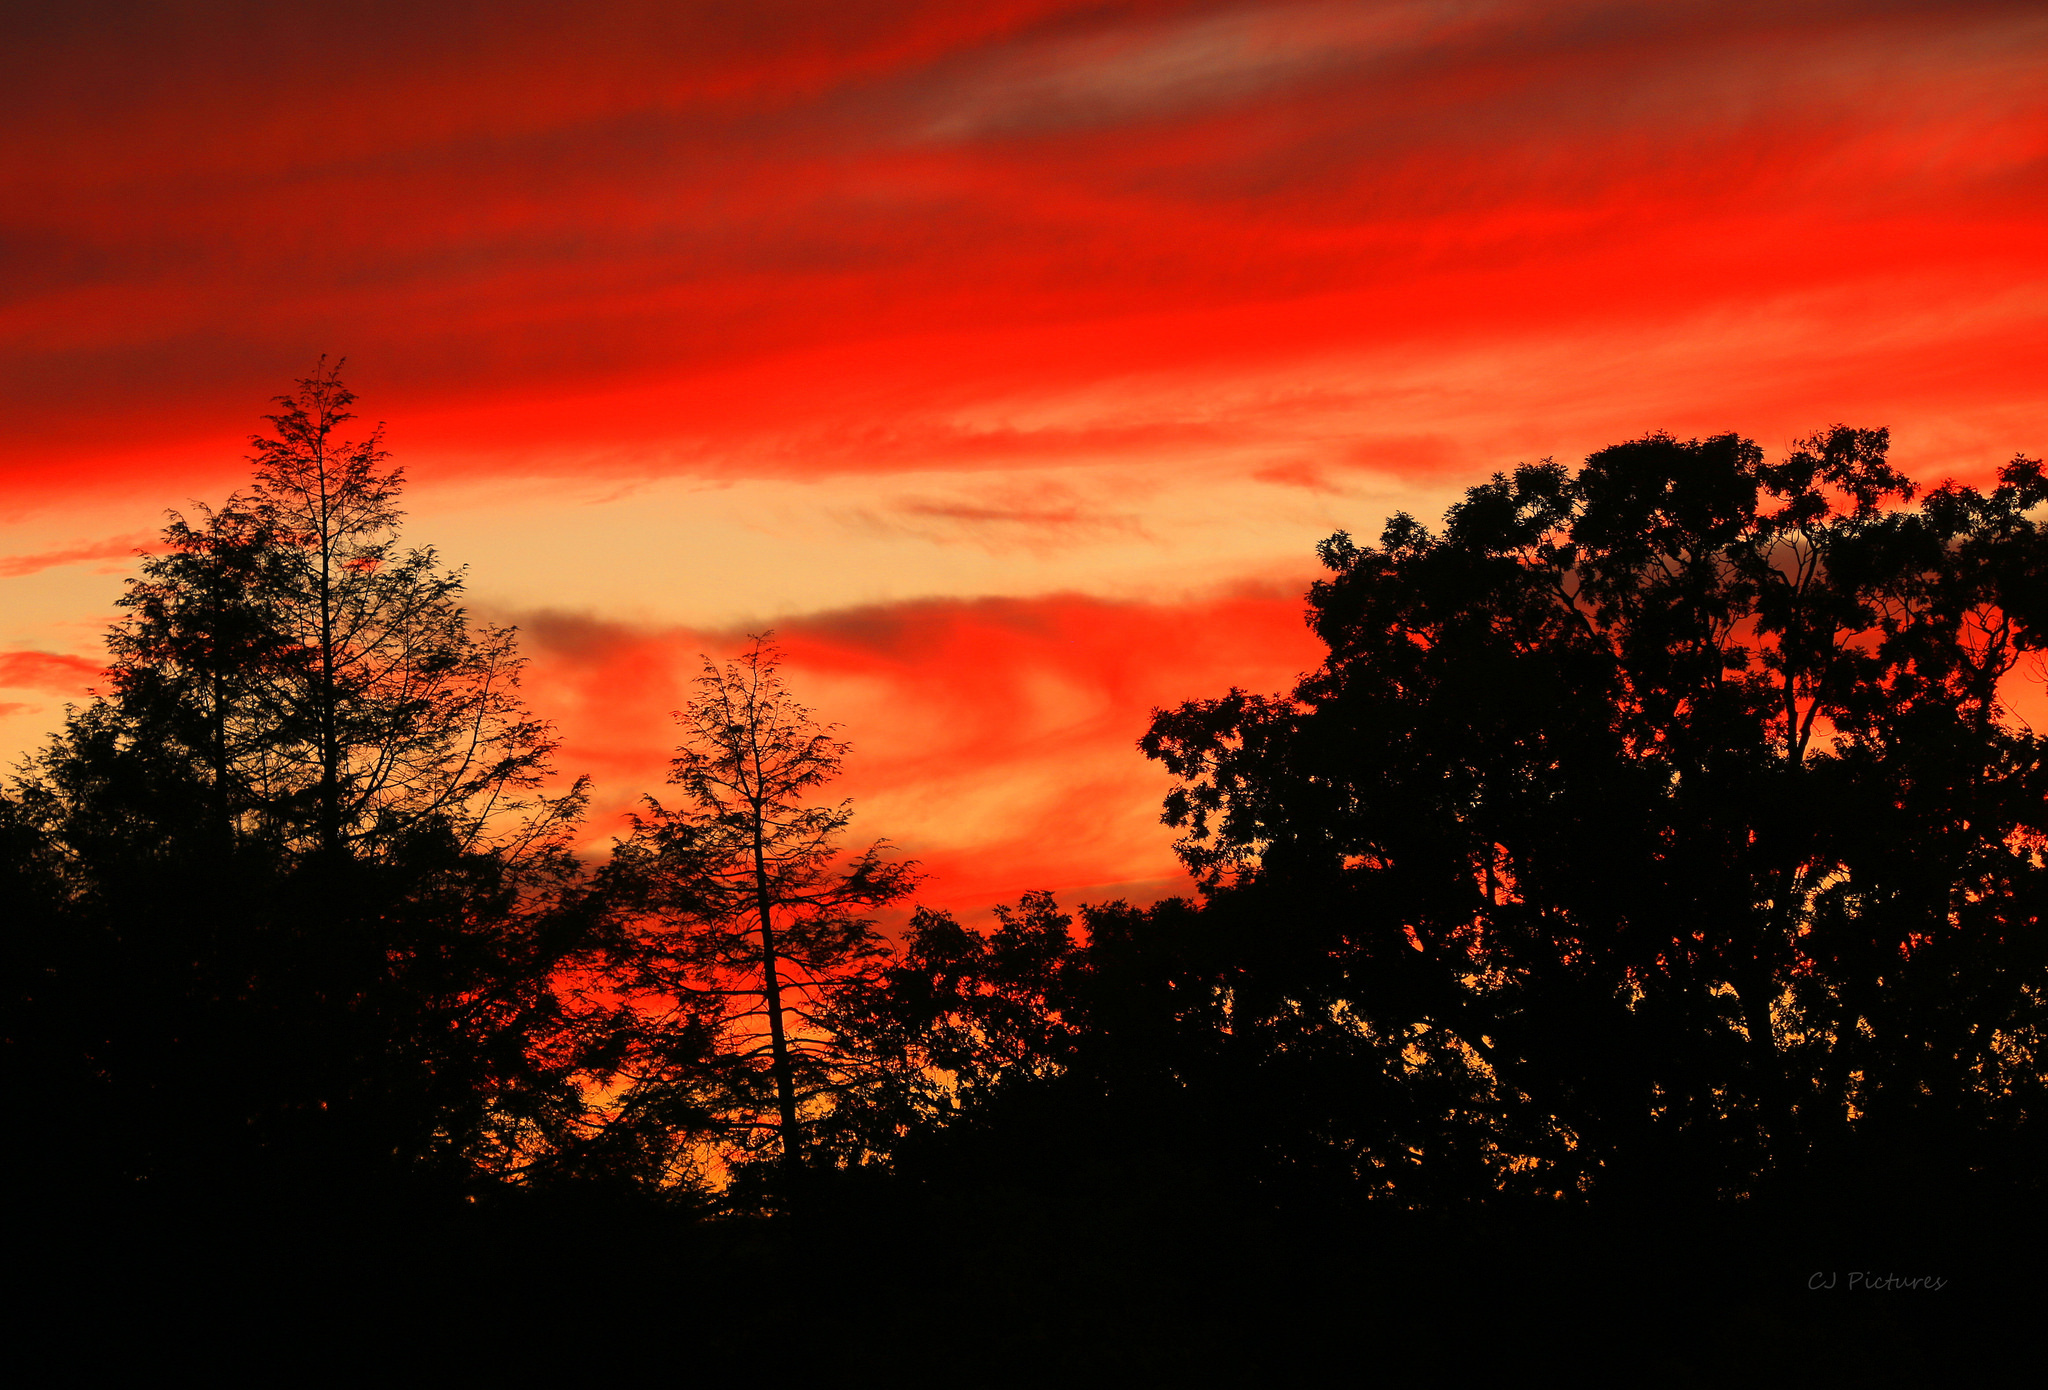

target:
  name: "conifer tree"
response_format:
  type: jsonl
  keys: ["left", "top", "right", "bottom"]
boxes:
{"left": 2, "top": 363, "right": 599, "bottom": 1196}
{"left": 236, "top": 362, "right": 571, "bottom": 860}
{"left": 602, "top": 638, "right": 917, "bottom": 1181}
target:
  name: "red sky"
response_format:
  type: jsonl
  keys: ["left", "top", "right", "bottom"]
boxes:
{"left": 3, "top": 0, "right": 2045, "bottom": 914}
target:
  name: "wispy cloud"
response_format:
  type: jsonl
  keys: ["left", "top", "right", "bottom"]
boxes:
{"left": 3, "top": 0, "right": 2043, "bottom": 911}
{"left": 507, "top": 585, "right": 1320, "bottom": 909}
{"left": 0, "top": 533, "right": 153, "bottom": 578}
{"left": 913, "top": 1, "right": 1468, "bottom": 142}
{"left": 850, "top": 489, "right": 1152, "bottom": 553}
{"left": 4, "top": 1, "right": 2041, "bottom": 487}
{"left": 0, "top": 650, "right": 102, "bottom": 693}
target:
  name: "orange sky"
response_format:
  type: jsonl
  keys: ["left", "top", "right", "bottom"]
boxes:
{"left": 3, "top": 0, "right": 2045, "bottom": 914}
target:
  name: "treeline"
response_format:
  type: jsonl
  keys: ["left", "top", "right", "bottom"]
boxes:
{"left": 7, "top": 368, "right": 2048, "bottom": 1366}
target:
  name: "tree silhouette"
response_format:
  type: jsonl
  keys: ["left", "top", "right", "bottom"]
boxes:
{"left": 820, "top": 892, "right": 1247, "bottom": 1190}
{"left": 1, "top": 363, "right": 602, "bottom": 1197}
{"left": 601, "top": 638, "right": 918, "bottom": 1182}
{"left": 1142, "top": 427, "right": 2048, "bottom": 1206}
{"left": 239, "top": 363, "right": 573, "bottom": 860}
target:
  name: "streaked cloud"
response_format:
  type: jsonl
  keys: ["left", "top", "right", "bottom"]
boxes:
{"left": 0, "top": 649, "right": 101, "bottom": 693}
{"left": 1, "top": 0, "right": 2041, "bottom": 906}
{"left": 0, "top": 533, "right": 154, "bottom": 578}
{"left": 511, "top": 586, "right": 1321, "bottom": 911}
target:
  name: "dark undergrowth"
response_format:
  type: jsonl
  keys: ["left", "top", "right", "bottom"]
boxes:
{"left": 15, "top": 1176, "right": 2037, "bottom": 1384}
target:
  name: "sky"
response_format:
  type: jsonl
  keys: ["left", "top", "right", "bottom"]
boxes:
{"left": 3, "top": 0, "right": 2045, "bottom": 915}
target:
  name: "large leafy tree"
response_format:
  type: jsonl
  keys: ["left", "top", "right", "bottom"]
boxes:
{"left": 2, "top": 364, "right": 600, "bottom": 1197}
{"left": 1143, "top": 427, "right": 2048, "bottom": 1206}
{"left": 599, "top": 638, "right": 917, "bottom": 1185}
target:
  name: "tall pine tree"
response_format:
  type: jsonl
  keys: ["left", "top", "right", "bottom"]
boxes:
{"left": 598, "top": 638, "right": 917, "bottom": 1192}
{"left": 2, "top": 363, "right": 602, "bottom": 1200}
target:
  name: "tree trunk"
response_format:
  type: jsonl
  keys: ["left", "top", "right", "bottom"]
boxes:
{"left": 315, "top": 445, "right": 342, "bottom": 859}
{"left": 211, "top": 643, "right": 230, "bottom": 847}
{"left": 752, "top": 821, "right": 801, "bottom": 1168}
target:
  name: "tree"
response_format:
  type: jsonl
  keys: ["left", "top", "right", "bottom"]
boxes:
{"left": 818, "top": 892, "right": 1246, "bottom": 1191}
{"left": 601, "top": 638, "right": 917, "bottom": 1181}
{"left": 1, "top": 363, "right": 602, "bottom": 1197}
{"left": 240, "top": 362, "right": 571, "bottom": 861}
{"left": 97, "top": 496, "right": 287, "bottom": 848}
{"left": 1143, "top": 427, "right": 2048, "bottom": 1207}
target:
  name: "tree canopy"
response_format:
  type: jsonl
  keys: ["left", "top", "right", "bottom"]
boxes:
{"left": 593, "top": 638, "right": 918, "bottom": 1192}
{"left": 8, "top": 399, "right": 2048, "bottom": 1370}
{"left": 1141, "top": 427, "right": 2048, "bottom": 1206}
{"left": 3, "top": 364, "right": 600, "bottom": 1199}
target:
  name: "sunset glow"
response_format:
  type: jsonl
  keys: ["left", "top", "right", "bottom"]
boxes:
{"left": 5, "top": 0, "right": 2044, "bottom": 913}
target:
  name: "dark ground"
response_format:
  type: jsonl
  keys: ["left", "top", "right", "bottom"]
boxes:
{"left": 11, "top": 1177, "right": 2036, "bottom": 1383}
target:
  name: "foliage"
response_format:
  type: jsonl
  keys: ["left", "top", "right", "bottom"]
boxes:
{"left": 11, "top": 402, "right": 2048, "bottom": 1229}
{"left": 595, "top": 638, "right": 918, "bottom": 1187}
{"left": 0, "top": 364, "right": 604, "bottom": 1197}
{"left": 1141, "top": 427, "right": 2048, "bottom": 1204}
{"left": 816, "top": 893, "right": 1230, "bottom": 1180}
